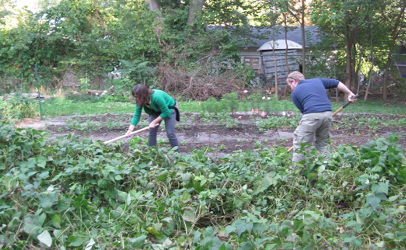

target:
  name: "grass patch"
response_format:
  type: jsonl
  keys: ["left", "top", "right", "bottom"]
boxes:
{"left": 36, "top": 97, "right": 406, "bottom": 117}
{"left": 332, "top": 100, "right": 406, "bottom": 114}
{"left": 40, "top": 99, "right": 135, "bottom": 116}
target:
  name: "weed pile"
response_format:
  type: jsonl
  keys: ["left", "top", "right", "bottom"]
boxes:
{"left": 0, "top": 122, "right": 405, "bottom": 249}
{"left": 158, "top": 64, "right": 245, "bottom": 101}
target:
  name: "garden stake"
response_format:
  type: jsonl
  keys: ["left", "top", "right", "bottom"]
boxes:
{"left": 287, "top": 94, "right": 359, "bottom": 152}
{"left": 104, "top": 126, "right": 150, "bottom": 145}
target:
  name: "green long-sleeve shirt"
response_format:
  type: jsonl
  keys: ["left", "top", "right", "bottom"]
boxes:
{"left": 130, "top": 89, "right": 176, "bottom": 126}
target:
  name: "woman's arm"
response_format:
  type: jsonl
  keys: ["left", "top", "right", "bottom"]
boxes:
{"left": 126, "top": 124, "right": 136, "bottom": 135}
{"left": 126, "top": 105, "right": 142, "bottom": 135}
{"left": 149, "top": 116, "right": 162, "bottom": 129}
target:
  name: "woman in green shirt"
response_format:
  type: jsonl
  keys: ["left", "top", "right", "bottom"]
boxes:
{"left": 126, "top": 84, "right": 179, "bottom": 150}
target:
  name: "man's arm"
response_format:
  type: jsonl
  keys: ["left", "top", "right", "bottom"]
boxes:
{"left": 337, "top": 82, "right": 357, "bottom": 101}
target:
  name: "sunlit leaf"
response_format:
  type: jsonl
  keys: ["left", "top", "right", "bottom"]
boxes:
{"left": 38, "top": 230, "right": 52, "bottom": 247}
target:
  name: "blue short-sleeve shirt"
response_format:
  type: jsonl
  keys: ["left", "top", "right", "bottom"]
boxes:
{"left": 291, "top": 78, "right": 339, "bottom": 114}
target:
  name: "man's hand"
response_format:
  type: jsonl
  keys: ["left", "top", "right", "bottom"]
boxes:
{"left": 337, "top": 82, "right": 357, "bottom": 103}
{"left": 348, "top": 93, "right": 357, "bottom": 102}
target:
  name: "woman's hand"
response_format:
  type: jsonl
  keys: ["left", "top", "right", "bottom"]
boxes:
{"left": 149, "top": 117, "right": 163, "bottom": 129}
{"left": 149, "top": 122, "right": 159, "bottom": 129}
{"left": 125, "top": 125, "right": 135, "bottom": 137}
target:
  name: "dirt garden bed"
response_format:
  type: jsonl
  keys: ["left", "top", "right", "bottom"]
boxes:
{"left": 16, "top": 112, "right": 406, "bottom": 155}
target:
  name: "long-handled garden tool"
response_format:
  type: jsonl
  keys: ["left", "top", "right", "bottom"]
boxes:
{"left": 287, "top": 94, "right": 359, "bottom": 152}
{"left": 104, "top": 126, "right": 150, "bottom": 145}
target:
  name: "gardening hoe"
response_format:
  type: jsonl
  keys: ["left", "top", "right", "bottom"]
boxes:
{"left": 287, "top": 94, "right": 359, "bottom": 152}
{"left": 103, "top": 126, "right": 150, "bottom": 145}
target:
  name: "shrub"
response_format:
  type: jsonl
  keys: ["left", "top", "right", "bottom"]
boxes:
{"left": 0, "top": 93, "right": 38, "bottom": 122}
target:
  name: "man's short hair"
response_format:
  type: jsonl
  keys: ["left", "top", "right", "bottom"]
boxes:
{"left": 286, "top": 71, "right": 305, "bottom": 83}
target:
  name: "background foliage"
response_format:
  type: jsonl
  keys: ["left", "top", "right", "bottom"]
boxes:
{"left": 0, "top": 0, "right": 405, "bottom": 99}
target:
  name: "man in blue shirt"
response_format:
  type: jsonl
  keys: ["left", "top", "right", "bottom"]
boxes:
{"left": 286, "top": 71, "right": 356, "bottom": 162}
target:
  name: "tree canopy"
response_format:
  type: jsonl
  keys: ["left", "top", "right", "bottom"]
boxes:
{"left": 0, "top": 0, "right": 405, "bottom": 100}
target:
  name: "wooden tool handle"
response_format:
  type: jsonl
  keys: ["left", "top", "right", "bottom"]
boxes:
{"left": 103, "top": 126, "right": 150, "bottom": 145}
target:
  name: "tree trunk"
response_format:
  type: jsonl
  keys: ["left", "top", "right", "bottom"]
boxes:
{"left": 187, "top": 0, "right": 205, "bottom": 23}
{"left": 300, "top": 0, "right": 306, "bottom": 74}
{"left": 355, "top": 43, "right": 365, "bottom": 95}
{"left": 145, "top": 0, "right": 161, "bottom": 12}
{"left": 344, "top": 22, "right": 353, "bottom": 101}
{"left": 283, "top": 20, "right": 290, "bottom": 97}
{"left": 283, "top": 16, "right": 291, "bottom": 74}
{"left": 364, "top": 25, "right": 375, "bottom": 101}
{"left": 144, "top": 0, "right": 162, "bottom": 37}
{"left": 382, "top": 2, "right": 405, "bottom": 100}
{"left": 272, "top": 48, "right": 279, "bottom": 100}
{"left": 364, "top": 61, "right": 374, "bottom": 101}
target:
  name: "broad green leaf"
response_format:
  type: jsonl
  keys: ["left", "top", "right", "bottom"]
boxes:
{"left": 117, "top": 190, "right": 128, "bottom": 203}
{"left": 180, "top": 192, "right": 191, "bottom": 203}
{"left": 68, "top": 236, "right": 86, "bottom": 247}
{"left": 225, "top": 225, "right": 236, "bottom": 236}
{"left": 193, "top": 231, "right": 201, "bottom": 244}
{"left": 157, "top": 170, "right": 169, "bottom": 181}
{"left": 233, "top": 220, "right": 247, "bottom": 237}
{"left": 38, "top": 196, "right": 54, "bottom": 209}
{"left": 372, "top": 182, "right": 388, "bottom": 195}
{"left": 376, "top": 242, "right": 385, "bottom": 248}
{"left": 181, "top": 172, "right": 192, "bottom": 183}
{"left": 53, "top": 230, "right": 63, "bottom": 238}
{"left": 23, "top": 215, "right": 44, "bottom": 236}
{"left": 355, "top": 212, "right": 364, "bottom": 225}
{"left": 218, "top": 243, "right": 227, "bottom": 250}
{"left": 371, "top": 165, "right": 382, "bottom": 173}
{"left": 182, "top": 208, "right": 196, "bottom": 222}
{"left": 388, "top": 195, "right": 399, "bottom": 202}
{"left": 36, "top": 156, "right": 47, "bottom": 168}
{"left": 366, "top": 195, "right": 381, "bottom": 210}
{"left": 51, "top": 214, "right": 61, "bottom": 228}
{"left": 129, "top": 235, "right": 147, "bottom": 248}
{"left": 265, "top": 244, "right": 277, "bottom": 249}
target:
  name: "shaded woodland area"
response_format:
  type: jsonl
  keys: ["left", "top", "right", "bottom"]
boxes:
{"left": 0, "top": 0, "right": 405, "bottom": 101}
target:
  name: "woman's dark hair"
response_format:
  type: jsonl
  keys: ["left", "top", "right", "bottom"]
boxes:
{"left": 132, "top": 84, "right": 153, "bottom": 108}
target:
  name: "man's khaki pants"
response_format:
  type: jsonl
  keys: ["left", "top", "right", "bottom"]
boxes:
{"left": 292, "top": 111, "right": 332, "bottom": 162}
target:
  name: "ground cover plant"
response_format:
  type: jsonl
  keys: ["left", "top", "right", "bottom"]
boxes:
{"left": 3, "top": 91, "right": 406, "bottom": 249}
{"left": 1, "top": 122, "right": 406, "bottom": 249}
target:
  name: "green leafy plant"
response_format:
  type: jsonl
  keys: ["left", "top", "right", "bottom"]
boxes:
{"left": 0, "top": 94, "right": 38, "bottom": 122}
{"left": 222, "top": 92, "right": 239, "bottom": 114}
{"left": 1, "top": 122, "right": 405, "bottom": 249}
{"left": 203, "top": 97, "right": 224, "bottom": 115}
{"left": 358, "top": 133, "right": 406, "bottom": 184}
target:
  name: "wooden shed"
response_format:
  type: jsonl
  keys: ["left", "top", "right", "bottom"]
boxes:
{"left": 237, "top": 26, "right": 320, "bottom": 88}
{"left": 257, "top": 39, "right": 302, "bottom": 85}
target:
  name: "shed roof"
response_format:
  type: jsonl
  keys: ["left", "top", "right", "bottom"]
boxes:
{"left": 206, "top": 26, "right": 321, "bottom": 48}
{"left": 246, "top": 26, "right": 320, "bottom": 48}
{"left": 257, "top": 39, "right": 302, "bottom": 51}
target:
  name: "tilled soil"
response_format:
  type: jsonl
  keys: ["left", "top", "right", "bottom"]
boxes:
{"left": 16, "top": 112, "right": 406, "bottom": 154}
